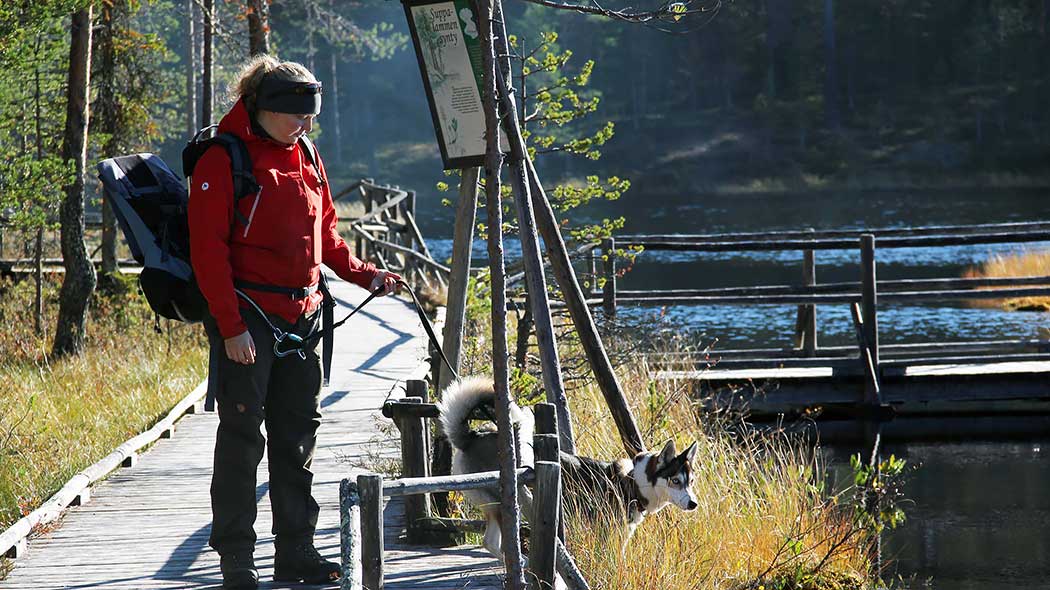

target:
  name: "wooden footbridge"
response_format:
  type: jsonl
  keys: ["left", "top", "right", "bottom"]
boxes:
{"left": 0, "top": 180, "right": 511, "bottom": 590}
{"left": 0, "top": 272, "right": 508, "bottom": 590}
{"left": 590, "top": 221, "right": 1050, "bottom": 418}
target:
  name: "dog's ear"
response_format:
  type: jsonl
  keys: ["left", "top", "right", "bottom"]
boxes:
{"left": 659, "top": 439, "right": 676, "bottom": 466}
{"left": 681, "top": 441, "right": 698, "bottom": 463}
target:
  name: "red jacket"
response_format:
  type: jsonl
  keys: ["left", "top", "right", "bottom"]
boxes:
{"left": 188, "top": 99, "right": 378, "bottom": 339}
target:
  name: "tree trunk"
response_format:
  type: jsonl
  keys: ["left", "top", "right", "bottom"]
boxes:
{"left": 479, "top": 0, "right": 526, "bottom": 584}
{"left": 247, "top": 0, "right": 270, "bottom": 56}
{"left": 822, "top": 0, "right": 840, "bottom": 131}
{"left": 202, "top": 0, "right": 215, "bottom": 126}
{"left": 491, "top": 0, "right": 576, "bottom": 454}
{"left": 186, "top": 0, "right": 198, "bottom": 137}
{"left": 330, "top": 52, "right": 343, "bottom": 164}
{"left": 34, "top": 49, "right": 44, "bottom": 336}
{"left": 53, "top": 6, "right": 97, "bottom": 358}
{"left": 35, "top": 228, "right": 43, "bottom": 335}
{"left": 98, "top": 0, "right": 118, "bottom": 284}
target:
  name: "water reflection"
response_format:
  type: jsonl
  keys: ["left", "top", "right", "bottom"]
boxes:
{"left": 821, "top": 437, "right": 1050, "bottom": 590}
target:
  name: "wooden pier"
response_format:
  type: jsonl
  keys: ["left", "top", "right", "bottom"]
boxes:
{"left": 0, "top": 274, "right": 503, "bottom": 589}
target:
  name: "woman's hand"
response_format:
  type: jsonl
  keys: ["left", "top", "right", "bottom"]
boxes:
{"left": 370, "top": 270, "right": 402, "bottom": 296}
{"left": 224, "top": 330, "right": 256, "bottom": 365}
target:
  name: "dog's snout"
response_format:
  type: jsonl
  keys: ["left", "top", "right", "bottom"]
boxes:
{"left": 686, "top": 500, "right": 698, "bottom": 511}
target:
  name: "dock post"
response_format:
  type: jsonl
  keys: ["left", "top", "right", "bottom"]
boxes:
{"left": 602, "top": 238, "right": 617, "bottom": 316}
{"left": 589, "top": 245, "right": 599, "bottom": 296}
{"left": 339, "top": 479, "right": 362, "bottom": 590}
{"left": 359, "top": 474, "right": 384, "bottom": 590}
{"left": 795, "top": 244, "right": 818, "bottom": 356}
{"left": 530, "top": 403, "right": 561, "bottom": 590}
{"left": 398, "top": 392, "right": 431, "bottom": 544}
{"left": 860, "top": 234, "right": 880, "bottom": 375}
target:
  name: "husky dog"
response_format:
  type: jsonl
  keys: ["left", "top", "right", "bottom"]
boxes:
{"left": 437, "top": 376, "right": 699, "bottom": 559}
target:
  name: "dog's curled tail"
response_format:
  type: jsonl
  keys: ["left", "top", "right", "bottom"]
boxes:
{"left": 436, "top": 376, "right": 532, "bottom": 452}
{"left": 437, "top": 376, "right": 497, "bottom": 451}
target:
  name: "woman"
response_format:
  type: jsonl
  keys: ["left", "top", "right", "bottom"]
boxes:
{"left": 189, "top": 55, "right": 398, "bottom": 589}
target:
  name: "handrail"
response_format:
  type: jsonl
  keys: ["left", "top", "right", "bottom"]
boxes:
{"left": 616, "top": 220, "right": 1050, "bottom": 244}
{"left": 382, "top": 467, "right": 535, "bottom": 497}
{"left": 347, "top": 179, "right": 450, "bottom": 288}
{"left": 620, "top": 230, "right": 1050, "bottom": 252}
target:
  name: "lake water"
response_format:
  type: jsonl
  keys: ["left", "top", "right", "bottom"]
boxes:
{"left": 418, "top": 188, "right": 1050, "bottom": 589}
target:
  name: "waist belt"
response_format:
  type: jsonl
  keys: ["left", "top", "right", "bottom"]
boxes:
{"left": 233, "top": 279, "right": 319, "bottom": 300}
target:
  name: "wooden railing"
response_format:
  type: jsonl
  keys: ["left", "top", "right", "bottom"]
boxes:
{"left": 341, "top": 383, "right": 588, "bottom": 590}
{"left": 338, "top": 178, "right": 449, "bottom": 290}
{"left": 589, "top": 221, "right": 1050, "bottom": 407}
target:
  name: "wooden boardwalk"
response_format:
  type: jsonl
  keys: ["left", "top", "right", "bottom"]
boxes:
{"left": 0, "top": 275, "right": 502, "bottom": 589}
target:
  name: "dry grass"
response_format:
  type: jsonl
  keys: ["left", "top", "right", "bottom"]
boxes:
{"left": 447, "top": 279, "right": 871, "bottom": 589}
{"left": 562, "top": 364, "right": 869, "bottom": 590}
{"left": 0, "top": 274, "right": 208, "bottom": 533}
{"left": 963, "top": 249, "right": 1050, "bottom": 312}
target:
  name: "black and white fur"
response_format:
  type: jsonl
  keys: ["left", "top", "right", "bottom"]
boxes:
{"left": 437, "top": 376, "right": 699, "bottom": 559}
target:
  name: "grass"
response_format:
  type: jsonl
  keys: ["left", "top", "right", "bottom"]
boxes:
{"left": 443, "top": 276, "right": 873, "bottom": 590}
{"left": 0, "top": 273, "right": 208, "bottom": 535}
{"left": 963, "top": 249, "right": 1050, "bottom": 312}
{"left": 561, "top": 363, "right": 870, "bottom": 590}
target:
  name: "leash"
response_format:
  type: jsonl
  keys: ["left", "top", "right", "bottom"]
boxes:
{"left": 284, "top": 278, "right": 459, "bottom": 381}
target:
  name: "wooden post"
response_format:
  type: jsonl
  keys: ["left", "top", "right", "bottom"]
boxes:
{"left": 405, "top": 190, "right": 419, "bottom": 284}
{"left": 530, "top": 461, "right": 561, "bottom": 590}
{"left": 484, "top": 32, "right": 576, "bottom": 455}
{"left": 479, "top": 0, "right": 527, "bottom": 584}
{"left": 801, "top": 248, "right": 817, "bottom": 355}
{"left": 339, "top": 479, "right": 362, "bottom": 590}
{"left": 358, "top": 474, "right": 383, "bottom": 590}
{"left": 850, "top": 302, "right": 881, "bottom": 405}
{"left": 514, "top": 301, "right": 533, "bottom": 369}
{"left": 526, "top": 157, "right": 646, "bottom": 457}
{"left": 530, "top": 402, "right": 561, "bottom": 590}
{"left": 438, "top": 167, "right": 479, "bottom": 394}
{"left": 398, "top": 395, "right": 431, "bottom": 544}
{"left": 362, "top": 184, "right": 374, "bottom": 261}
{"left": 602, "top": 238, "right": 617, "bottom": 316}
{"left": 589, "top": 246, "right": 600, "bottom": 295}
{"left": 406, "top": 378, "right": 429, "bottom": 402}
{"left": 860, "top": 234, "right": 879, "bottom": 370}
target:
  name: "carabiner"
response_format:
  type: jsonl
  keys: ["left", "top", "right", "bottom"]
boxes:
{"left": 274, "top": 332, "right": 307, "bottom": 360}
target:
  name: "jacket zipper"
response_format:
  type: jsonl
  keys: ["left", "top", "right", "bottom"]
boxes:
{"left": 243, "top": 187, "right": 262, "bottom": 238}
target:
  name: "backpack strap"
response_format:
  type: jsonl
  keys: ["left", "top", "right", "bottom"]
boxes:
{"left": 183, "top": 128, "right": 260, "bottom": 227}
{"left": 297, "top": 135, "right": 327, "bottom": 187}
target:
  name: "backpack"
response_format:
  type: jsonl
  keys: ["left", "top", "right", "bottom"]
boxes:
{"left": 97, "top": 126, "right": 326, "bottom": 324}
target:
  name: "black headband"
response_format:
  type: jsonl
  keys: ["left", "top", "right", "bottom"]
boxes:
{"left": 255, "top": 77, "right": 322, "bottom": 115}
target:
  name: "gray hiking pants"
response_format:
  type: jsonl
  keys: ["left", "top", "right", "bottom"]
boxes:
{"left": 203, "top": 307, "right": 323, "bottom": 556}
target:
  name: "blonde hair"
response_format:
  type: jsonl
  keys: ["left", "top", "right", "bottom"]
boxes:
{"left": 228, "top": 54, "right": 318, "bottom": 113}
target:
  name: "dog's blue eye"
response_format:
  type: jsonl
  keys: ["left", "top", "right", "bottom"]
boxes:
{"left": 671, "top": 477, "right": 681, "bottom": 485}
